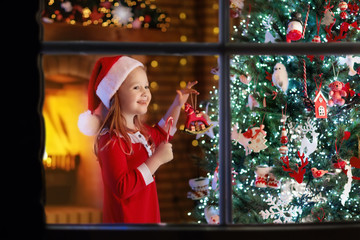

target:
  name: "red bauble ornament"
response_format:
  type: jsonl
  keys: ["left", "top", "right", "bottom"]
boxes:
{"left": 312, "top": 35, "right": 321, "bottom": 43}
{"left": 280, "top": 127, "right": 288, "bottom": 144}
{"left": 340, "top": 11, "right": 348, "bottom": 19}
{"left": 339, "top": 2, "right": 348, "bottom": 11}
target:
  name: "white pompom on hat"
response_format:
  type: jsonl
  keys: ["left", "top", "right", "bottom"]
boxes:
{"left": 78, "top": 56, "right": 144, "bottom": 136}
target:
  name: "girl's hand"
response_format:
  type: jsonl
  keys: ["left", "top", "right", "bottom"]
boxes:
{"left": 153, "top": 142, "right": 173, "bottom": 164}
{"left": 175, "top": 81, "right": 199, "bottom": 107}
{"left": 145, "top": 142, "right": 174, "bottom": 175}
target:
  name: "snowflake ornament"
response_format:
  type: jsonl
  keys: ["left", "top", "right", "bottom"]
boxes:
{"left": 259, "top": 196, "right": 301, "bottom": 223}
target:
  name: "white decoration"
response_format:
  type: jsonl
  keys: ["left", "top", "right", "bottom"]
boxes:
{"left": 231, "top": 124, "right": 268, "bottom": 154}
{"left": 112, "top": 5, "right": 134, "bottom": 25}
{"left": 321, "top": 9, "right": 335, "bottom": 26}
{"left": 280, "top": 179, "right": 307, "bottom": 204}
{"left": 61, "top": 1, "right": 72, "bottom": 12}
{"left": 248, "top": 127, "right": 268, "bottom": 153}
{"left": 247, "top": 94, "right": 260, "bottom": 110}
{"left": 263, "top": 16, "right": 279, "bottom": 43}
{"left": 272, "top": 63, "right": 289, "bottom": 93}
{"left": 259, "top": 196, "right": 301, "bottom": 223}
{"left": 341, "top": 164, "right": 353, "bottom": 206}
{"left": 231, "top": 0, "right": 244, "bottom": 9}
{"left": 339, "top": 55, "right": 360, "bottom": 76}
{"left": 204, "top": 206, "right": 219, "bottom": 224}
{"left": 299, "top": 118, "right": 319, "bottom": 158}
{"left": 196, "top": 102, "right": 218, "bottom": 139}
{"left": 280, "top": 179, "right": 326, "bottom": 207}
{"left": 231, "top": 123, "right": 252, "bottom": 155}
{"left": 265, "top": 30, "right": 277, "bottom": 43}
{"left": 288, "top": 122, "right": 302, "bottom": 142}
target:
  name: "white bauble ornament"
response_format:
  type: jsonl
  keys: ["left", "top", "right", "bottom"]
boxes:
{"left": 339, "top": 2, "right": 348, "bottom": 11}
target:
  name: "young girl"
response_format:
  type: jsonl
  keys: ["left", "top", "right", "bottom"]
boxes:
{"left": 78, "top": 56, "right": 198, "bottom": 223}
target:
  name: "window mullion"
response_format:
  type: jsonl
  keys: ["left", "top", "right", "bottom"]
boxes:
{"left": 218, "top": 0, "right": 232, "bottom": 225}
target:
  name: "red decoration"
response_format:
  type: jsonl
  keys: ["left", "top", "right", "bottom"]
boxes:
{"left": 90, "top": 6, "right": 104, "bottom": 21}
{"left": 340, "top": 11, "right": 348, "bottom": 19}
{"left": 281, "top": 151, "right": 309, "bottom": 184}
{"left": 350, "top": 157, "right": 360, "bottom": 180}
{"left": 184, "top": 103, "right": 212, "bottom": 134}
{"left": 343, "top": 82, "right": 356, "bottom": 97}
{"left": 333, "top": 159, "right": 346, "bottom": 169}
{"left": 328, "top": 81, "right": 347, "bottom": 106}
{"left": 165, "top": 116, "right": 173, "bottom": 143}
{"left": 311, "top": 208, "right": 325, "bottom": 222}
{"left": 144, "top": 15, "right": 151, "bottom": 23}
{"left": 311, "top": 167, "right": 331, "bottom": 178}
{"left": 350, "top": 156, "right": 360, "bottom": 168}
{"left": 265, "top": 71, "right": 274, "bottom": 86}
{"left": 324, "top": 20, "right": 348, "bottom": 42}
{"left": 348, "top": 3, "right": 359, "bottom": 14}
{"left": 314, "top": 91, "right": 328, "bottom": 118}
{"left": 286, "top": 12, "right": 303, "bottom": 42}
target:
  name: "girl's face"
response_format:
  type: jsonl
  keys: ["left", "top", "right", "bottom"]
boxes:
{"left": 117, "top": 67, "right": 151, "bottom": 121}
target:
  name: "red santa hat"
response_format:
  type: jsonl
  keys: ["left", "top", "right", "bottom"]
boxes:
{"left": 78, "top": 56, "right": 144, "bottom": 136}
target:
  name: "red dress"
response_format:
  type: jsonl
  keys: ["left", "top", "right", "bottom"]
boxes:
{"left": 97, "top": 124, "right": 170, "bottom": 223}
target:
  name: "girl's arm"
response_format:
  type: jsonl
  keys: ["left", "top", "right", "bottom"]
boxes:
{"left": 159, "top": 81, "right": 199, "bottom": 135}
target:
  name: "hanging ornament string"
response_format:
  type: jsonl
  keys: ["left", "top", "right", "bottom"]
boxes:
{"left": 302, "top": 59, "right": 308, "bottom": 98}
{"left": 281, "top": 104, "right": 287, "bottom": 126}
{"left": 332, "top": 63, "right": 340, "bottom": 80}
{"left": 316, "top": 15, "right": 322, "bottom": 36}
{"left": 190, "top": 92, "right": 197, "bottom": 112}
{"left": 302, "top": 4, "right": 311, "bottom": 38}
{"left": 314, "top": 73, "right": 323, "bottom": 95}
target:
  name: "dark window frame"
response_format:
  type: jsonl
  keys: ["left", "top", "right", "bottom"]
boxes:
{"left": 40, "top": 0, "right": 360, "bottom": 236}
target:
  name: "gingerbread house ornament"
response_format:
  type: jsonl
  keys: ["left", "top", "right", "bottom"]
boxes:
{"left": 313, "top": 91, "right": 328, "bottom": 118}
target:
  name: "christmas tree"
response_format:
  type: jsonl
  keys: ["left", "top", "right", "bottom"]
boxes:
{"left": 189, "top": 0, "right": 360, "bottom": 224}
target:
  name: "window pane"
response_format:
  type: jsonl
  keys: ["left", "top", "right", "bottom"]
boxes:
{"left": 41, "top": 0, "right": 219, "bottom": 42}
{"left": 41, "top": 54, "right": 218, "bottom": 224}
{"left": 230, "top": 0, "right": 360, "bottom": 43}
{"left": 191, "top": 54, "right": 360, "bottom": 224}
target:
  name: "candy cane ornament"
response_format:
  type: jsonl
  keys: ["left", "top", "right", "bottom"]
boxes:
{"left": 165, "top": 116, "right": 174, "bottom": 143}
